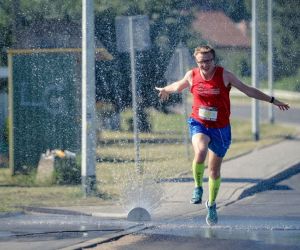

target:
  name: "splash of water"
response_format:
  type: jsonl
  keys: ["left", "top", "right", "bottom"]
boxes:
{"left": 118, "top": 170, "right": 164, "bottom": 214}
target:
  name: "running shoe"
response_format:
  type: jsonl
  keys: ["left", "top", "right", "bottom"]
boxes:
{"left": 190, "top": 187, "right": 203, "bottom": 204}
{"left": 205, "top": 201, "right": 218, "bottom": 226}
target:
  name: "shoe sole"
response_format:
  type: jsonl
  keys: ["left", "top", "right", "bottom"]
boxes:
{"left": 190, "top": 199, "right": 202, "bottom": 204}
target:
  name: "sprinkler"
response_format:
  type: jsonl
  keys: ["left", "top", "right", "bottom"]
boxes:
{"left": 127, "top": 207, "right": 151, "bottom": 222}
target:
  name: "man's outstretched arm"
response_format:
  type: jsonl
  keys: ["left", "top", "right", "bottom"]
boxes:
{"left": 224, "top": 70, "right": 290, "bottom": 111}
{"left": 155, "top": 70, "right": 192, "bottom": 101}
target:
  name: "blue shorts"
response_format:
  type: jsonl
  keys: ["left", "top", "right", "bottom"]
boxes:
{"left": 188, "top": 118, "right": 231, "bottom": 158}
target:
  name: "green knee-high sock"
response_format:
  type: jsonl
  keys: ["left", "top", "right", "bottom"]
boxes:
{"left": 209, "top": 177, "right": 221, "bottom": 205}
{"left": 192, "top": 162, "right": 205, "bottom": 187}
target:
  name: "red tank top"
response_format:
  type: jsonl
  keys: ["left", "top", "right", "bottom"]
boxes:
{"left": 190, "top": 66, "right": 231, "bottom": 128}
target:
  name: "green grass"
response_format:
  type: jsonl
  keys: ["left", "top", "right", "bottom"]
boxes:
{"left": 0, "top": 183, "right": 109, "bottom": 212}
{"left": 0, "top": 108, "right": 298, "bottom": 212}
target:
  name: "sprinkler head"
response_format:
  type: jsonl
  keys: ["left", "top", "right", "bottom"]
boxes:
{"left": 127, "top": 207, "right": 151, "bottom": 222}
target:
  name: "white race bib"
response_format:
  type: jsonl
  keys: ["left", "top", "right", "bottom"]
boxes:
{"left": 199, "top": 107, "right": 218, "bottom": 121}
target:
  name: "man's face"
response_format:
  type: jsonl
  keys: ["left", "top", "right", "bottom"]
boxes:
{"left": 195, "top": 52, "right": 215, "bottom": 73}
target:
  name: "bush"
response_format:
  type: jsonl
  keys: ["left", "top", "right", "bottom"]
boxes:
{"left": 53, "top": 156, "right": 81, "bottom": 185}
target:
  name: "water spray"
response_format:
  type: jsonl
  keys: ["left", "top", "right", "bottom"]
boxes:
{"left": 126, "top": 174, "right": 152, "bottom": 222}
{"left": 115, "top": 15, "right": 152, "bottom": 221}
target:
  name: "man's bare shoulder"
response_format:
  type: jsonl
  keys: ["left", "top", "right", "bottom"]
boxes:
{"left": 223, "top": 68, "right": 238, "bottom": 81}
{"left": 223, "top": 68, "right": 234, "bottom": 78}
{"left": 185, "top": 70, "right": 194, "bottom": 85}
{"left": 186, "top": 69, "right": 194, "bottom": 75}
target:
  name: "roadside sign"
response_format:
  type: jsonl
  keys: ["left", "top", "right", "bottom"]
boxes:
{"left": 8, "top": 49, "right": 81, "bottom": 174}
{"left": 116, "top": 15, "right": 151, "bottom": 52}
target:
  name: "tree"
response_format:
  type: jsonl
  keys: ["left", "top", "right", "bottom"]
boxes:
{"left": 194, "top": 0, "right": 250, "bottom": 21}
{"left": 272, "top": 0, "right": 299, "bottom": 80}
{"left": 93, "top": 0, "right": 199, "bottom": 131}
{"left": 250, "top": 0, "right": 299, "bottom": 82}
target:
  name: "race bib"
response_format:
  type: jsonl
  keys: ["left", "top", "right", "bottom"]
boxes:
{"left": 199, "top": 106, "right": 218, "bottom": 121}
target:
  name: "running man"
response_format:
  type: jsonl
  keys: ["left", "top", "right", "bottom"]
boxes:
{"left": 155, "top": 45, "right": 290, "bottom": 226}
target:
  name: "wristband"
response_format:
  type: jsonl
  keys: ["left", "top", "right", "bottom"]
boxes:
{"left": 270, "top": 96, "right": 275, "bottom": 103}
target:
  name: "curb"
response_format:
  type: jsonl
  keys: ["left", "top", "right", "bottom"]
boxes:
{"left": 0, "top": 211, "right": 25, "bottom": 218}
{"left": 20, "top": 206, "right": 92, "bottom": 217}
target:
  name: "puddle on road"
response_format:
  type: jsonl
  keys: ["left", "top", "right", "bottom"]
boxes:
{"left": 144, "top": 216, "right": 300, "bottom": 247}
{"left": 0, "top": 213, "right": 138, "bottom": 242}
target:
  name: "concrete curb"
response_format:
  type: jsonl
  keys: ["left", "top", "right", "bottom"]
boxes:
{"left": 0, "top": 211, "right": 24, "bottom": 218}
{"left": 20, "top": 206, "right": 92, "bottom": 217}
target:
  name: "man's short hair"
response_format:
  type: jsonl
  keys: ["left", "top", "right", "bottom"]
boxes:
{"left": 193, "top": 45, "right": 215, "bottom": 59}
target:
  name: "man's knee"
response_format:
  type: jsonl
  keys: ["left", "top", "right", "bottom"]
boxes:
{"left": 208, "top": 168, "right": 220, "bottom": 179}
{"left": 194, "top": 149, "right": 206, "bottom": 163}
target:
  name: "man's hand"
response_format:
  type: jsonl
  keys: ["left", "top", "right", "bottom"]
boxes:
{"left": 155, "top": 87, "right": 170, "bottom": 101}
{"left": 273, "top": 98, "right": 290, "bottom": 111}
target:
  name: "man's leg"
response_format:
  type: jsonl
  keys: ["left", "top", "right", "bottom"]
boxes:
{"left": 192, "top": 161, "right": 205, "bottom": 187}
{"left": 206, "top": 150, "right": 223, "bottom": 225}
{"left": 190, "top": 133, "right": 209, "bottom": 204}
{"left": 207, "top": 150, "right": 223, "bottom": 204}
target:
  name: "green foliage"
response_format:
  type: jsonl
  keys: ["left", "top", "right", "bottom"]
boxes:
{"left": 53, "top": 156, "right": 81, "bottom": 185}
{"left": 18, "top": 0, "right": 81, "bottom": 21}
{"left": 93, "top": 0, "right": 200, "bottom": 121}
{"left": 195, "top": 0, "right": 251, "bottom": 21}
{"left": 254, "top": 0, "right": 299, "bottom": 82}
{"left": 272, "top": 0, "right": 300, "bottom": 80}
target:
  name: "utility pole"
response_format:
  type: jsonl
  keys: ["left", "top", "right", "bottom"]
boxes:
{"left": 82, "top": 0, "right": 96, "bottom": 196}
{"left": 252, "top": 0, "right": 260, "bottom": 141}
{"left": 268, "top": 0, "right": 274, "bottom": 124}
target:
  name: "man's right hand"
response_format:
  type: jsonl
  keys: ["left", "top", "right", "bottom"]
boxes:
{"left": 155, "top": 87, "right": 170, "bottom": 101}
